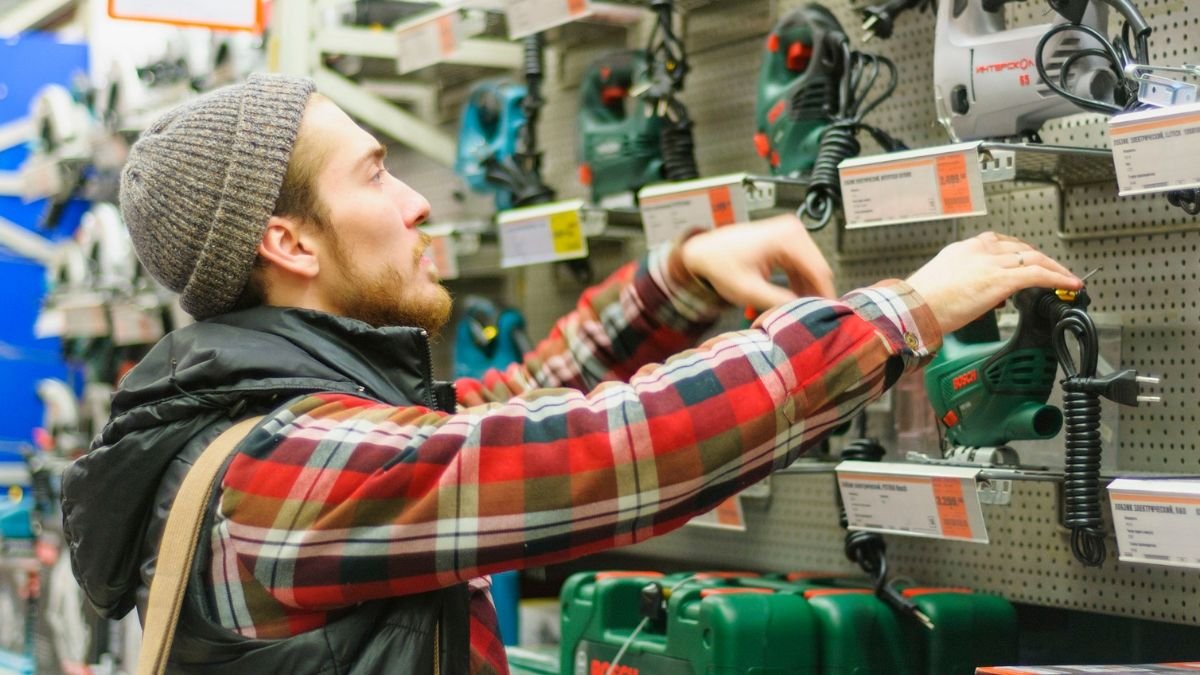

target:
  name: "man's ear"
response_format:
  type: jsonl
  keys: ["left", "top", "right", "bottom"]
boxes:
{"left": 258, "top": 215, "right": 322, "bottom": 279}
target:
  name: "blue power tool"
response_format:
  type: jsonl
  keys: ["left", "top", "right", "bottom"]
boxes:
{"left": 455, "top": 80, "right": 532, "bottom": 210}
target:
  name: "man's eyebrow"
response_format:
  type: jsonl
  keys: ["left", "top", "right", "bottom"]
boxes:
{"left": 356, "top": 144, "right": 387, "bottom": 170}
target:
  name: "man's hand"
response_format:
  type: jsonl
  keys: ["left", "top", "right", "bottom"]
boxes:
{"left": 906, "top": 231, "right": 1082, "bottom": 334}
{"left": 680, "top": 214, "right": 836, "bottom": 310}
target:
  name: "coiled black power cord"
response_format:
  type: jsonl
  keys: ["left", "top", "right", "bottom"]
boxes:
{"left": 643, "top": 0, "right": 699, "bottom": 182}
{"left": 837, "top": 434, "right": 933, "bottom": 628}
{"left": 1047, "top": 298, "right": 1107, "bottom": 566}
{"left": 801, "top": 40, "right": 904, "bottom": 230}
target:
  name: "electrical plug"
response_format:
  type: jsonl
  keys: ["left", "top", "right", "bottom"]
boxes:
{"left": 860, "top": 0, "right": 926, "bottom": 41}
{"left": 1082, "top": 369, "right": 1162, "bottom": 407}
{"left": 877, "top": 583, "right": 934, "bottom": 630}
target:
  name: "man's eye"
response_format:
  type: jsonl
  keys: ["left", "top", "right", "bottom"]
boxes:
{"left": 372, "top": 169, "right": 384, "bottom": 183}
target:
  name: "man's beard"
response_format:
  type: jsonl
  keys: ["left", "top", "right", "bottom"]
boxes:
{"left": 326, "top": 231, "right": 453, "bottom": 332}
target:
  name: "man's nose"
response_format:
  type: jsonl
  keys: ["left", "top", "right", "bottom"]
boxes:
{"left": 398, "top": 184, "right": 431, "bottom": 229}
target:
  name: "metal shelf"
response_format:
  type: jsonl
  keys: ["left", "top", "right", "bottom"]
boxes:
{"left": 978, "top": 142, "right": 1116, "bottom": 187}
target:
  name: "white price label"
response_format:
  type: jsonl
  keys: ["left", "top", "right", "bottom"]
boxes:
{"left": 108, "top": 0, "right": 262, "bottom": 32}
{"left": 839, "top": 143, "right": 987, "bottom": 228}
{"left": 504, "top": 0, "right": 592, "bottom": 39}
{"left": 687, "top": 496, "right": 746, "bottom": 531}
{"left": 110, "top": 301, "right": 165, "bottom": 346}
{"left": 20, "top": 155, "right": 63, "bottom": 201}
{"left": 837, "top": 461, "right": 988, "bottom": 543}
{"left": 638, "top": 177, "right": 749, "bottom": 248}
{"left": 497, "top": 199, "right": 588, "bottom": 268}
{"left": 1109, "top": 479, "right": 1200, "bottom": 569}
{"left": 34, "top": 308, "right": 66, "bottom": 339}
{"left": 422, "top": 225, "right": 460, "bottom": 281}
{"left": 396, "top": 8, "right": 464, "bottom": 74}
{"left": 57, "top": 295, "right": 111, "bottom": 339}
{"left": 1109, "top": 102, "right": 1200, "bottom": 196}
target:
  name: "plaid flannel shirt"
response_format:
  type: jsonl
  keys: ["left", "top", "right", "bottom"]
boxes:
{"left": 205, "top": 241, "right": 941, "bottom": 670}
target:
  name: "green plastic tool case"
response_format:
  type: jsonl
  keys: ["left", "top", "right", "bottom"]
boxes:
{"left": 509, "top": 570, "right": 1017, "bottom": 674}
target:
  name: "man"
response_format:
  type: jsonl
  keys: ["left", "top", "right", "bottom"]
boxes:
{"left": 61, "top": 73, "right": 1079, "bottom": 673}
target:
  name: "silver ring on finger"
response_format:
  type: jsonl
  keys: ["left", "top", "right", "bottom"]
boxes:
{"left": 1015, "top": 251, "right": 1025, "bottom": 267}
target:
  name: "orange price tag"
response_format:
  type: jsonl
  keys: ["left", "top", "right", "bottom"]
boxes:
{"left": 932, "top": 477, "right": 973, "bottom": 539}
{"left": 936, "top": 153, "right": 973, "bottom": 216}
{"left": 714, "top": 496, "right": 744, "bottom": 527}
{"left": 568, "top": 0, "right": 588, "bottom": 15}
{"left": 437, "top": 14, "right": 456, "bottom": 56}
{"left": 708, "top": 186, "right": 736, "bottom": 227}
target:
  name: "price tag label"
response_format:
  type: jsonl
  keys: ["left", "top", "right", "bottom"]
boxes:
{"left": 688, "top": 496, "right": 746, "bottom": 531}
{"left": 55, "top": 294, "right": 111, "bottom": 339}
{"left": 497, "top": 199, "right": 588, "bottom": 268}
{"left": 34, "top": 308, "right": 66, "bottom": 339}
{"left": 839, "top": 142, "right": 987, "bottom": 228}
{"left": 110, "top": 300, "right": 165, "bottom": 346}
{"left": 1108, "top": 478, "right": 1200, "bottom": 569}
{"left": 20, "top": 155, "right": 63, "bottom": 201}
{"left": 109, "top": 0, "right": 263, "bottom": 32}
{"left": 396, "top": 8, "right": 464, "bottom": 74}
{"left": 836, "top": 461, "right": 988, "bottom": 543}
{"left": 1109, "top": 102, "right": 1200, "bottom": 196}
{"left": 638, "top": 175, "right": 751, "bottom": 248}
{"left": 421, "top": 225, "right": 460, "bottom": 280}
{"left": 504, "top": 0, "right": 592, "bottom": 39}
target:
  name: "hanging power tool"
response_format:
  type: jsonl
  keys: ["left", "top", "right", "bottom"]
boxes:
{"left": 26, "top": 83, "right": 97, "bottom": 232}
{"left": 933, "top": 0, "right": 1143, "bottom": 142}
{"left": 757, "top": 4, "right": 905, "bottom": 230}
{"left": 577, "top": 50, "right": 665, "bottom": 203}
{"left": 456, "top": 35, "right": 555, "bottom": 210}
{"left": 924, "top": 286, "right": 1160, "bottom": 566}
{"left": 455, "top": 80, "right": 531, "bottom": 210}
{"left": 453, "top": 296, "right": 532, "bottom": 379}
{"left": 753, "top": 4, "right": 845, "bottom": 177}
{"left": 578, "top": 0, "right": 698, "bottom": 204}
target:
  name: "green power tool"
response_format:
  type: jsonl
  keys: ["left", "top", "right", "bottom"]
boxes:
{"left": 577, "top": 50, "right": 665, "bottom": 204}
{"left": 925, "top": 285, "right": 1160, "bottom": 567}
{"left": 753, "top": 4, "right": 844, "bottom": 177}
{"left": 923, "top": 288, "right": 1075, "bottom": 451}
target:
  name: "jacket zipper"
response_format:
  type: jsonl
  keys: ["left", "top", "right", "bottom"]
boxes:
{"left": 418, "top": 329, "right": 436, "bottom": 409}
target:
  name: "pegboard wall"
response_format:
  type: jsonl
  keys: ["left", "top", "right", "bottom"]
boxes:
{"left": 380, "top": 0, "right": 1200, "bottom": 625}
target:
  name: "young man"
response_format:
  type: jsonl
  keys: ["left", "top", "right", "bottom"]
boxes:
{"left": 61, "top": 74, "right": 1080, "bottom": 673}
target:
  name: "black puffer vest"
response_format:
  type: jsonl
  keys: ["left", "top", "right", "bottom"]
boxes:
{"left": 62, "top": 307, "right": 469, "bottom": 673}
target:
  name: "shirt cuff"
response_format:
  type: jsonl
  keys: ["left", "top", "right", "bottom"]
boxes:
{"left": 647, "top": 237, "right": 729, "bottom": 325}
{"left": 842, "top": 280, "right": 943, "bottom": 372}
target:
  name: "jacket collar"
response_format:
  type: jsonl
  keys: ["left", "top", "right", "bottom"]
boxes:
{"left": 114, "top": 305, "right": 438, "bottom": 416}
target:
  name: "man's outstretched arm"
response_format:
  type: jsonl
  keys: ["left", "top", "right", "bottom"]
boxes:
{"left": 458, "top": 215, "right": 836, "bottom": 404}
{"left": 213, "top": 280, "right": 936, "bottom": 625}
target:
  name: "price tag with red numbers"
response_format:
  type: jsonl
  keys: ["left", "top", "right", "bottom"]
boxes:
{"left": 638, "top": 174, "right": 751, "bottom": 248}
{"left": 504, "top": 0, "right": 592, "bottom": 39}
{"left": 396, "top": 7, "right": 465, "bottom": 74}
{"left": 837, "top": 461, "right": 989, "bottom": 543}
{"left": 839, "top": 142, "right": 987, "bottom": 228}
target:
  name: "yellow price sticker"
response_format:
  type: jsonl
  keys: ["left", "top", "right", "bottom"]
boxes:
{"left": 549, "top": 210, "right": 584, "bottom": 255}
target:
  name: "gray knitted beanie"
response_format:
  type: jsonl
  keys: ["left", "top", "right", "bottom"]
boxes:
{"left": 120, "top": 72, "right": 317, "bottom": 319}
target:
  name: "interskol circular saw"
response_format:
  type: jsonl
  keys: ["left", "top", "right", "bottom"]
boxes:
{"left": 753, "top": 4, "right": 844, "bottom": 177}
{"left": 577, "top": 50, "right": 665, "bottom": 204}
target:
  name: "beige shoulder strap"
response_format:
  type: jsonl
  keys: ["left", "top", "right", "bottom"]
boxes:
{"left": 136, "top": 415, "right": 265, "bottom": 675}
